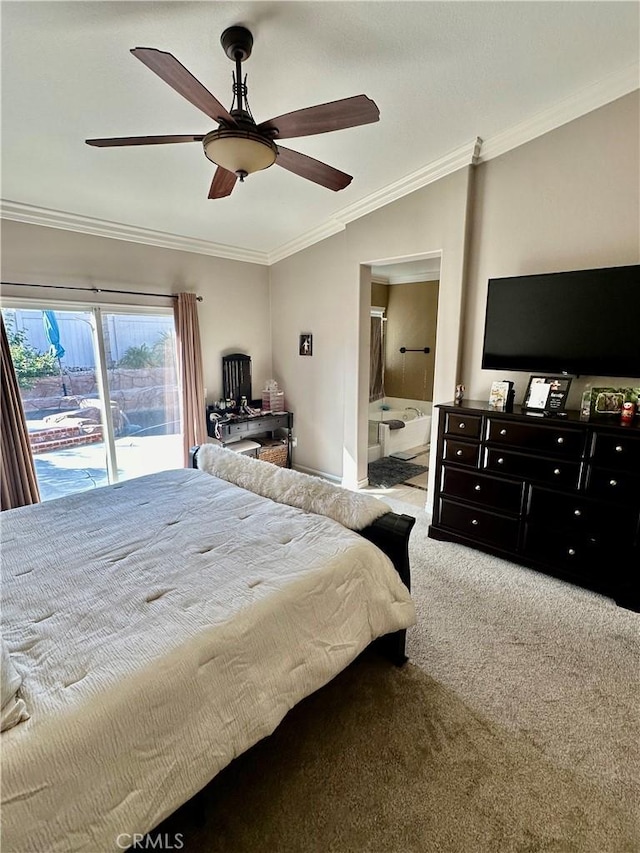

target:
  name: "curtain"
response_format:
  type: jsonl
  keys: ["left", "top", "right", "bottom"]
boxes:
{"left": 173, "top": 292, "right": 207, "bottom": 465}
{"left": 1, "top": 315, "right": 40, "bottom": 510}
{"left": 369, "top": 315, "right": 384, "bottom": 402}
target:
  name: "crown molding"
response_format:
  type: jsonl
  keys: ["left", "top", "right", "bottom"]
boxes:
{"left": 0, "top": 200, "right": 270, "bottom": 266}
{"left": 267, "top": 218, "right": 346, "bottom": 265}
{"left": 479, "top": 63, "right": 639, "bottom": 163}
{"left": 335, "top": 137, "right": 482, "bottom": 227}
{"left": 268, "top": 137, "right": 482, "bottom": 264}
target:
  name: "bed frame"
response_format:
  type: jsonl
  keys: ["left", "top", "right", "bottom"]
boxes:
{"left": 190, "top": 447, "right": 415, "bottom": 665}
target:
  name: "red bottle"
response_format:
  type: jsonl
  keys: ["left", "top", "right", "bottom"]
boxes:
{"left": 620, "top": 401, "right": 635, "bottom": 426}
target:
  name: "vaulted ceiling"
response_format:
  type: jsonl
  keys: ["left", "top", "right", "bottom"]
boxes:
{"left": 2, "top": 1, "right": 638, "bottom": 263}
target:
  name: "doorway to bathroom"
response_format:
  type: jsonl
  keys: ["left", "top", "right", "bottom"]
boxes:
{"left": 365, "top": 255, "right": 441, "bottom": 510}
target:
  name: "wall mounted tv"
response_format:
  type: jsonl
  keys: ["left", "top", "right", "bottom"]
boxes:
{"left": 481, "top": 265, "right": 640, "bottom": 377}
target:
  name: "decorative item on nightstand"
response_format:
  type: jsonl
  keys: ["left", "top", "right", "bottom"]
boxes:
{"left": 262, "top": 379, "right": 285, "bottom": 413}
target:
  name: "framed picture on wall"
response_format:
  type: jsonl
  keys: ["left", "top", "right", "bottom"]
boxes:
{"left": 299, "top": 333, "right": 313, "bottom": 356}
{"left": 523, "top": 375, "right": 572, "bottom": 412}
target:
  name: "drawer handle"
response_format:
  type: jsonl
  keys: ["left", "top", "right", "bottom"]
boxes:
{"left": 609, "top": 479, "right": 618, "bottom": 487}
{"left": 568, "top": 548, "right": 576, "bottom": 556}
{"left": 615, "top": 445, "right": 623, "bottom": 453}
{"left": 474, "top": 484, "right": 481, "bottom": 491}
{"left": 500, "top": 429, "right": 507, "bottom": 436}
{"left": 456, "top": 449, "right": 463, "bottom": 457}
{"left": 557, "top": 437, "right": 564, "bottom": 444}
{"left": 471, "top": 519, "right": 479, "bottom": 526}
{"left": 553, "top": 468, "right": 561, "bottom": 475}
{"left": 497, "top": 457, "right": 505, "bottom": 465}
{"left": 459, "top": 422, "right": 466, "bottom": 429}
{"left": 573, "top": 509, "right": 582, "bottom": 517}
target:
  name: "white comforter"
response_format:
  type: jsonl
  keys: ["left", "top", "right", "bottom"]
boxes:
{"left": 1, "top": 468, "right": 415, "bottom": 852}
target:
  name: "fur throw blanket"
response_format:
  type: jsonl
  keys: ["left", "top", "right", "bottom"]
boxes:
{"left": 195, "top": 444, "right": 391, "bottom": 531}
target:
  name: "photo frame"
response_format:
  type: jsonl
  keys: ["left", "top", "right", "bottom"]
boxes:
{"left": 488, "top": 380, "right": 514, "bottom": 412}
{"left": 523, "top": 375, "right": 572, "bottom": 413}
{"left": 589, "top": 386, "right": 640, "bottom": 417}
{"left": 299, "top": 333, "right": 313, "bottom": 356}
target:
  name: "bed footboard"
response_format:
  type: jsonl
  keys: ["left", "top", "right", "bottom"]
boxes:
{"left": 359, "top": 512, "right": 415, "bottom": 666}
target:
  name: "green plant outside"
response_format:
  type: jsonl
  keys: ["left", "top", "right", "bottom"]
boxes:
{"left": 116, "top": 332, "right": 175, "bottom": 369}
{"left": 6, "top": 323, "right": 59, "bottom": 389}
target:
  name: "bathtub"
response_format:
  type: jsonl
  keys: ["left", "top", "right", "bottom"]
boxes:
{"left": 372, "top": 409, "right": 432, "bottom": 458}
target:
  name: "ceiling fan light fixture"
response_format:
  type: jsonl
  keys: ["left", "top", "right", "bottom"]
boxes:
{"left": 203, "top": 128, "right": 277, "bottom": 180}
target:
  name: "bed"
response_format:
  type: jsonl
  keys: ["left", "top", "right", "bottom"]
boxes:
{"left": 1, "top": 447, "right": 416, "bottom": 852}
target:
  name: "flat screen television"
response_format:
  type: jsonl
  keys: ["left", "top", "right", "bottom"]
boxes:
{"left": 481, "top": 265, "right": 640, "bottom": 377}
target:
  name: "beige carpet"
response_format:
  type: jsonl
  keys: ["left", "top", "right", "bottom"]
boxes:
{"left": 155, "top": 504, "right": 639, "bottom": 852}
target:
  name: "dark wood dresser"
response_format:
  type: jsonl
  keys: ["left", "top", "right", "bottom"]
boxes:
{"left": 428, "top": 401, "right": 640, "bottom": 609}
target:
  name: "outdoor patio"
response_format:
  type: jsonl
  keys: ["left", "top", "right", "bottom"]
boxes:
{"left": 33, "top": 433, "right": 183, "bottom": 501}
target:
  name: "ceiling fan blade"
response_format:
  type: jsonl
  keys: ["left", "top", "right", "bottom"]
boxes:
{"left": 258, "top": 95, "right": 379, "bottom": 140}
{"left": 131, "top": 47, "right": 236, "bottom": 126}
{"left": 276, "top": 146, "right": 352, "bottom": 191}
{"left": 86, "top": 134, "right": 204, "bottom": 147}
{"left": 208, "top": 166, "right": 238, "bottom": 199}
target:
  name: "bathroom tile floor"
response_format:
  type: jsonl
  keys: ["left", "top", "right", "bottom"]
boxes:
{"left": 363, "top": 449, "right": 430, "bottom": 510}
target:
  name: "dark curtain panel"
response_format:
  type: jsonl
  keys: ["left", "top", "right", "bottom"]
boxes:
{"left": 369, "top": 316, "right": 385, "bottom": 403}
{"left": 1, "top": 315, "right": 41, "bottom": 510}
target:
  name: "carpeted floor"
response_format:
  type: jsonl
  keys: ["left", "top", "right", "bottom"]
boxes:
{"left": 367, "top": 457, "right": 428, "bottom": 488}
{"left": 155, "top": 503, "right": 639, "bottom": 852}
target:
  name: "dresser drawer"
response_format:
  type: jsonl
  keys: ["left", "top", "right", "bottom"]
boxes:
{"left": 484, "top": 449, "right": 581, "bottom": 490}
{"left": 445, "top": 412, "right": 482, "bottom": 439}
{"left": 523, "top": 523, "right": 608, "bottom": 582}
{"left": 591, "top": 432, "right": 640, "bottom": 471}
{"left": 442, "top": 467, "right": 523, "bottom": 513}
{"left": 222, "top": 421, "right": 249, "bottom": 437}
{"left": 585, "top": 467, "right": 639, "bottom": 506}
{"left": 439, "top": 499, "right": 519, "bottom": 550}
{"left": 528, "top": 487, "right": 638, "bottom": 536}
{"left": 444, "top": 439, "right": 479, "bottom": 467}
{"left": 487, "top": 418, "right": 584, "bottom": 459}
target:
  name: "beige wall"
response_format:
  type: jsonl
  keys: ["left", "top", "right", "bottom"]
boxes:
{"left": 268, "top": 232, "right": 351, "bottom": 478}
{"left": 384, "top": 281, "right": 439, "bottom": 401}
{"left": 463, "top": 92, "right": 640, "bottom": 409}
{"left": 271, "top": 167, "right": 472, "bottom": 489}
{"left": 371, "top": 282, "right": 389, "bottom": 308}
{"left": 0, "top": 221, "right": 271, "bottom": 404}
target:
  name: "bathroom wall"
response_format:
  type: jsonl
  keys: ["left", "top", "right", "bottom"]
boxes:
{"left": 384, "top": 281, "right": 439, "bottom": 401}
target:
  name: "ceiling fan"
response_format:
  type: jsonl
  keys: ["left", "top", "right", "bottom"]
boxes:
{"left": 86, "top": 26, "right": 380, "bottom": 199}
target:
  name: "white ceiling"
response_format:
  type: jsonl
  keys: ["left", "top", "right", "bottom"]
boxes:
{"left": 2, "top": 1, "right": 638, "bottom": 263}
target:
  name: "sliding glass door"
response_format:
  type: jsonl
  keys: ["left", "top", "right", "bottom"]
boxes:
{"left": 2, "top": 303, "right": 181, "bottom": 501}
{"left": 101, "top": 310, "right": 182, "bottom": 480}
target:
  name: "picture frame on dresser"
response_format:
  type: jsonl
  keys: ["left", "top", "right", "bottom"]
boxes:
{"left": 589, "top": 386, "right": 640, "bottom": 418}
{"left": 523, "top": 375, "right": 572, "bottom": 413}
